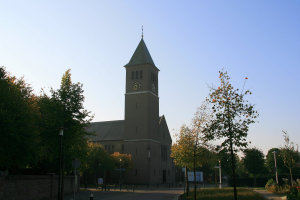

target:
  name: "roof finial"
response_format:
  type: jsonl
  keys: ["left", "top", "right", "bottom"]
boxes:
{"left": 142, "top": 26, "right": 143, "bottom": 38}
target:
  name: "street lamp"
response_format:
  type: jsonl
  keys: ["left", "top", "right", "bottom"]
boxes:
{"left": 219, "top": 160, "right": 222, "bottom": 188}
{"left": 58, "top": 127, "right": 64, "bottom": 200}
{"left": 119, "top": 158, "right": 122, "bottom": 190}
{"left": 272, "top": 151, "right": 278, "bottom": 184}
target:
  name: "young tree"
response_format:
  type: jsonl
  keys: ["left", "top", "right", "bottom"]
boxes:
{"left": 280, "top": 131, "right": 300, "bottom": 186}
{"left": 243, "top": 147, "right": 265, "bottom": 187}
{"left": 110, "top": 152, "right": 134, "bottom": 173}
{"left": 171, "top": 124, "right": 210, "bottom": 198}
{"left": 0, "top": 67, "right": 40, "bottom": 171}
{"left": 191, "top": 101, "right": 211, "bottom": 199}
{"left": 171, "top": 125, "right": 193, "bottom": 195}
{"left": 203, "top": 70, "right": 259, "bottom": 200}
{"left": 81, "top": 142, "right": 114, "bottom": 184}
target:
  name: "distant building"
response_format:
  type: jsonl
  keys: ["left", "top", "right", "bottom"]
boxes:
{"left": 86, "top": 38, "right": 175, "bottom": 185}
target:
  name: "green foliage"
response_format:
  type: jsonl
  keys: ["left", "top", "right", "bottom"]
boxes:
{"left": 110, "top": 152, "right": 134, "bottom": 173}
{"left": 80, "top": 142, "right": 114, "bottom": 174}
{"left": 218, "top": 150, "right": 239, "bottom": 176}
{"left": 243, "top": 148, "right": 266, "bottom": 186}
{"left": 34, "top": 69, "right": 93, "bottom": 172}
{"left": 0, "top": 67, "right": 40, "bottom": 170}
{"left": 171, "top": 125, "right": 210, "bottom": 170}
{"left": 265, "top": 148, "right": 288, "bottom": 175}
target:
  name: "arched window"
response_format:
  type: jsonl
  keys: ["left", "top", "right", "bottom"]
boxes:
{"left": 131, "top": 71, "right": 134, "bottom": 80}
{"left": 136, "top": 71, "right": 139, "bottom": 79}
{"left": 140, "top": 70, "right": 143, "bottom": 79}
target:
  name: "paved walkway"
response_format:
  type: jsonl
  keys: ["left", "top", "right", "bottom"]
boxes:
{"left": 254, "top": 189, "right": 286, "bottom": 200}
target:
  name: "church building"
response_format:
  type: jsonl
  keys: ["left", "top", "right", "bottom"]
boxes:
{"left": 86, "top": 37, "right": 175, "bottom": 185}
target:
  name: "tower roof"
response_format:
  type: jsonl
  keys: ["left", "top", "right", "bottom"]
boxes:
{"left": 125, "top": 38, "right": 157, "bottom": 68}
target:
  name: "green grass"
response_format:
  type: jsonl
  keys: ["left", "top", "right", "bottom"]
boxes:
{"left": 181, "top": 188, "right": 266, "bottom": 200}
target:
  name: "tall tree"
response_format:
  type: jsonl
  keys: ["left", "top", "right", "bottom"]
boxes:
{"left": 36, "top": 69, "right": 93, "bottom": 172}
{"left": 0, "top": 67, "right": 40, "bottom": 171}
{"left": 243, "top": 147, "right": 265, "bottom": 187}
{"left": 203, "top": 70, "right": 259, "bottom": 200}
{"left": 280, "top": 131, "right": 299, "bottom": 186}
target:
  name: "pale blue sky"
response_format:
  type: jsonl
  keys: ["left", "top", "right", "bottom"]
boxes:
{"left": 1, "top": 1, "right": 299, "bottom": 157}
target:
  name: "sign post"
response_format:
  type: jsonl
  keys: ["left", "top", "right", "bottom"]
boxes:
{"left": 72, "top": 159, "right": 81, "bottom": 200}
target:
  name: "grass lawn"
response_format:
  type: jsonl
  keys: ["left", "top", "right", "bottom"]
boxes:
{"left": 181, "top": 188, "right": 266, "bottom": 200}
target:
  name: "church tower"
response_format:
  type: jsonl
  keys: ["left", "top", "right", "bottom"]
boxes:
{"left": 123, "top": 38, "right": 161, "bottom": 184}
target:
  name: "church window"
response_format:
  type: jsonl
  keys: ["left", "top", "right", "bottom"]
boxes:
{"left": 154, "top": 74, "right": 156, "bottom": 83}
{"left": 105, "top": 145, "right": 107, "bottom": 150}
{"left": 112, "top": 145, "right": 114, "bottom": 152}
{"left": 135, "top": 169, "right": 138, "bottom": 176}
{"left": 136, "top": 71, "right": 139, "bottom": 79}
{"left": 131, "top": 71, "right": 134, "bottom": 80}
{"left": 108, "top": 145, "right": 111, "bottom": 153}
{"left": 140, "top": 70, "right": 143, "bottom": 79}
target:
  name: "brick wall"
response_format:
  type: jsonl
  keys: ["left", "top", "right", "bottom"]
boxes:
{"left": 0, "top": 174, "right": 79, "bottom": 200}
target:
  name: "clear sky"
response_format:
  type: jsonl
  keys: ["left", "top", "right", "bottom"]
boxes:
{"left": 1, "top": 0, "right": 299, "bottom": 157}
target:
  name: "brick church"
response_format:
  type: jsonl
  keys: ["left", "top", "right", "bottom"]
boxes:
{"left": 86, "top": 37, "right": 175, "bottom": 185}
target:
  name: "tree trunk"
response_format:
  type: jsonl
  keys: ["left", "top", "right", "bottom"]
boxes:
{"left": 185, "top": 165, "right": 189, "bottom": 196}
{"left": 253, "top": 173, "right": 256, "bottom": 187}
{"left": 230, "top": 136, "right": 237, "bottom": 200}
{"left": 290, "top": 168, "right": 293, "bottom": 186}
{"left": 194, "top": 149, "right": 196, "bottom": 200}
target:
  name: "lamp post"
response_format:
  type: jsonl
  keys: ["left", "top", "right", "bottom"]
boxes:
{"left": 119, "top": 158, "right": 122, "bottom": 190}
{"left": 272, "top": 151, "right": 278, "bottom": 184}
{"left": 219, "top": 160, "right": 222, "bottom": 188}
{"left": 58, "top": 127, "right": 64, "bottom": 200}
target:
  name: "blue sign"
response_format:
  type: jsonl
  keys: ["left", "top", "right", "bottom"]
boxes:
{"left": 115, "top": 168, "right": 125, "bottom": 171}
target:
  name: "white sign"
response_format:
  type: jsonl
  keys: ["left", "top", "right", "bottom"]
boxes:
{"left": 187, "top": 171, "right": 203, "bottom": 182}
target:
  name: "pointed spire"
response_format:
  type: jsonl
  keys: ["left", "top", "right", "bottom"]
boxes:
{"left": 142, "top": 26, "right": 143, "bottom": 38}
{"left": 125, "top": 38, "right": 157, "bottom": 68}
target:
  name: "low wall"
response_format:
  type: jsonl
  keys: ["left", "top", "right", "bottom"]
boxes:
{"left": 0, "top": 174, "right": 79, "bottom": 200}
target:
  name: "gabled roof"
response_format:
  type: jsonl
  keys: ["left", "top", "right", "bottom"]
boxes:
{"left": 124, "top": 38, "right": 157, "bottom": 68}
{"left": 86, "top": 120, "right": 124, "bottom": 141}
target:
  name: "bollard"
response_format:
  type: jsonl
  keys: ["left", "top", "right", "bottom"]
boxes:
{"left": 114, "top": 184, "right": 116, "bottom": 190}
{"left": 90, "top": 191, "right": 93, "bottom": 200}
{"left": 127, "top": 184, "right": 128, "bottom": 191}
{"left": 108, "top": 183, "right": 110, "bottom": 191}
{"left": 120, "top": 184, "right": 121, "bottom": 191}
{"left": 166, "top": 183, "right": 167, "bottom": 188}
{"left": 133, "top": 185, "right": 135, "bottom": 192}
